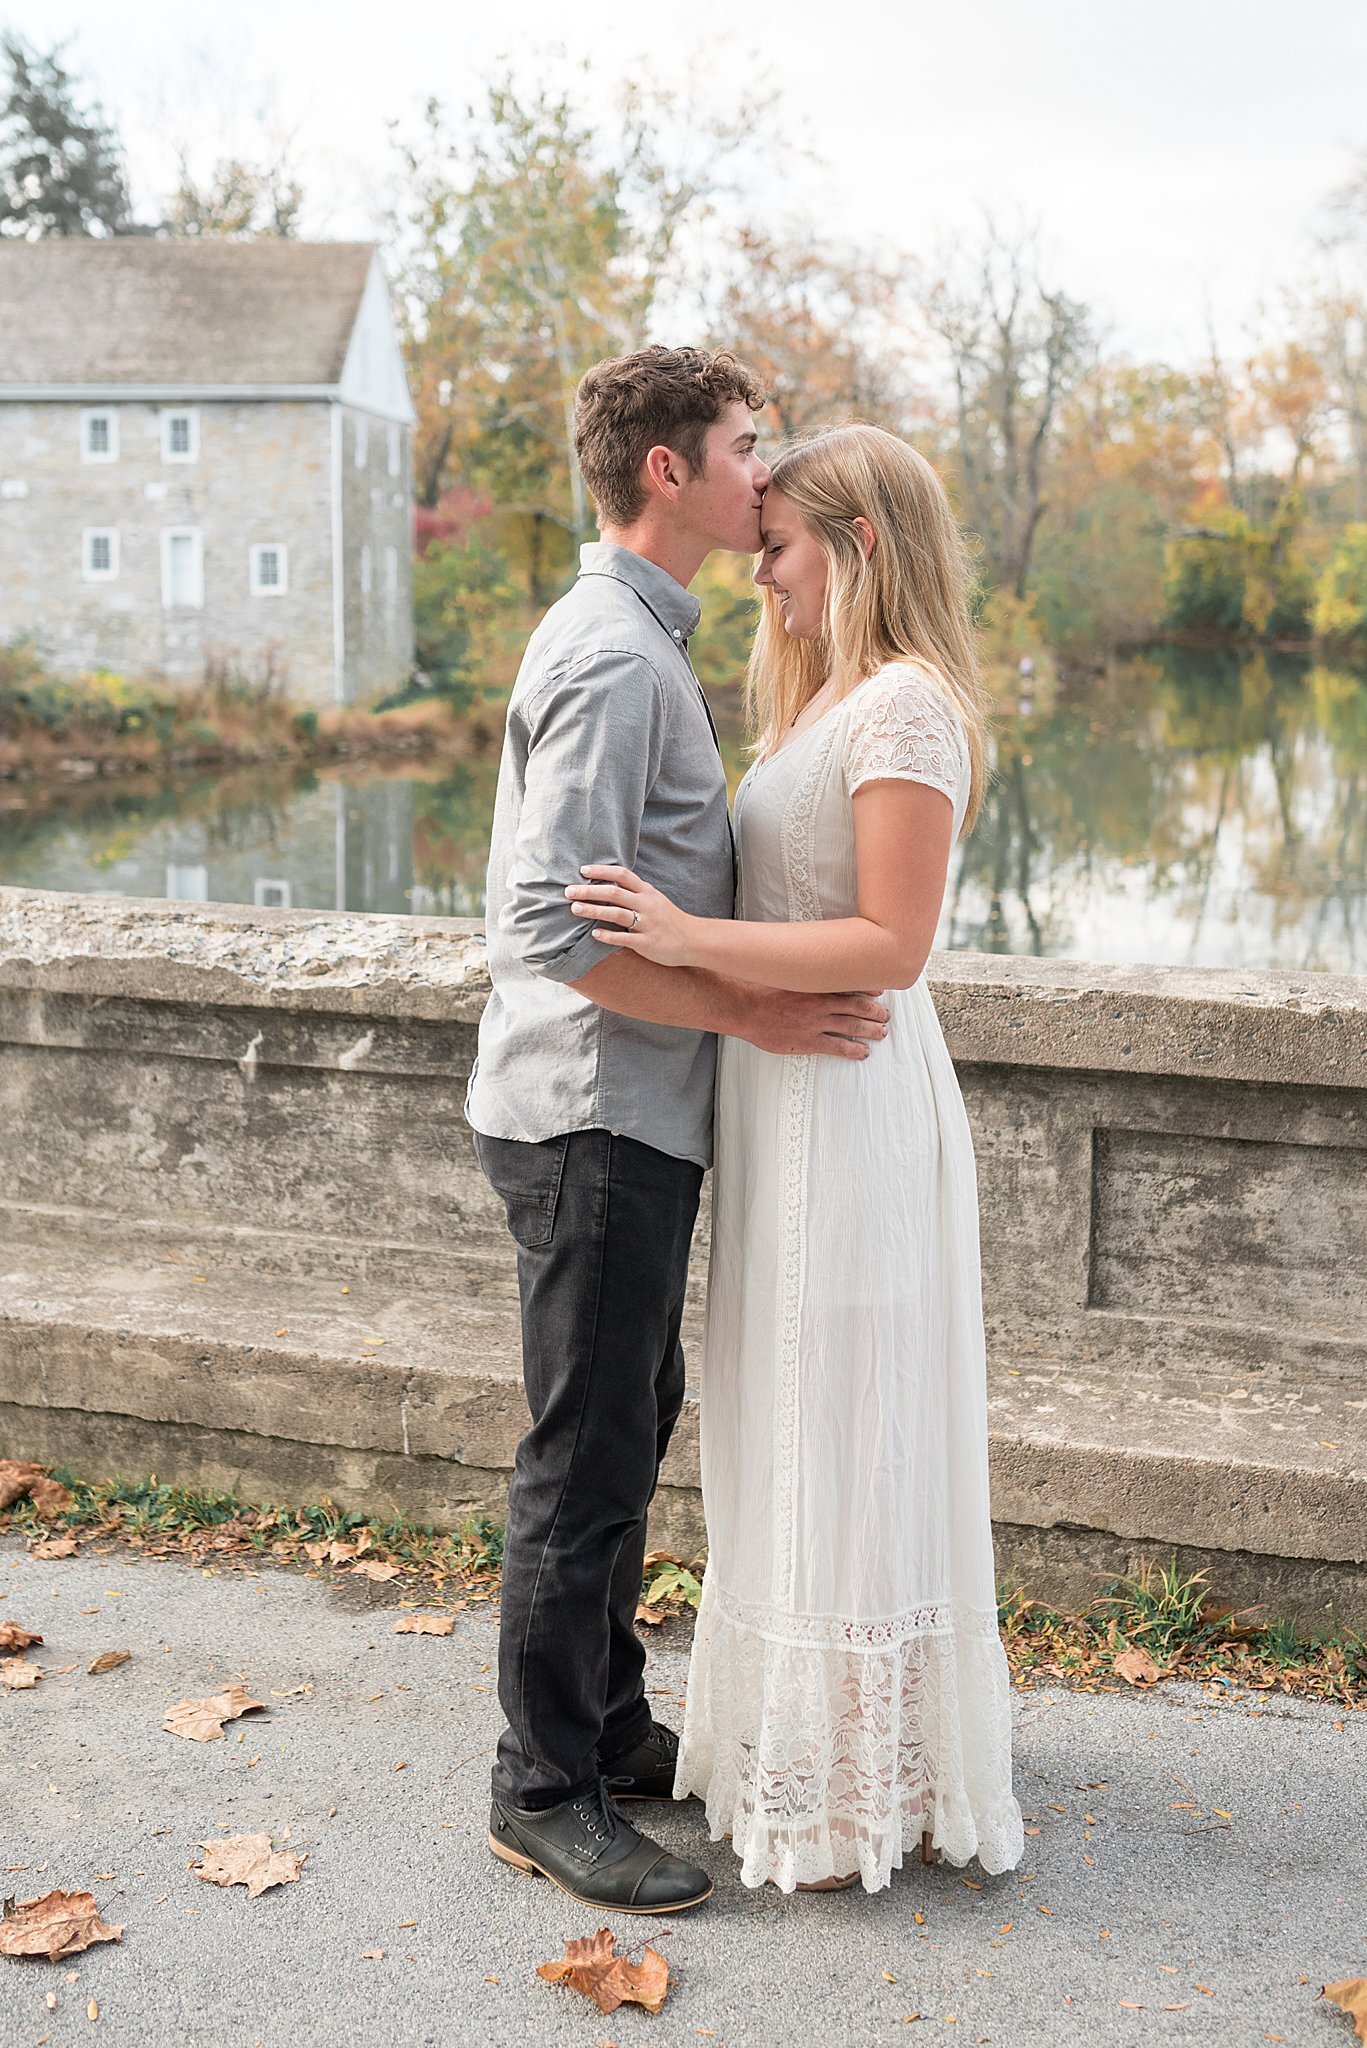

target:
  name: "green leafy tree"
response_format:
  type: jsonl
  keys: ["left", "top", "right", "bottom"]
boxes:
{"left": 0, "top": 34, "right": 133, "bottom": 237}
{"left": 1314, "top": 523, "right": 1367, "bottom": 649}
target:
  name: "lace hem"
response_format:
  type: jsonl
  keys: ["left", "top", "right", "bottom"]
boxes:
{"left": 675, "top": 1585, "right": 1025, "bottom": 1894}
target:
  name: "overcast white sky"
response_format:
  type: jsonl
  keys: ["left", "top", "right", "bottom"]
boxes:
{"left": 7, "top": 0, "right": 1367, "bottom": 363}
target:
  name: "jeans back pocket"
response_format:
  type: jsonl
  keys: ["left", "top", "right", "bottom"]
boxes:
{"left": 473, "top": 1129, "right": 571, "bottom": 1250}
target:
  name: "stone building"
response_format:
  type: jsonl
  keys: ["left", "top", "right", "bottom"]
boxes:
{"left": 0, "top": 239, "right": 415, "bottom": 705}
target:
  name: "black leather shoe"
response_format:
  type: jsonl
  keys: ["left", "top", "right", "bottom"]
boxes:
{"left": 601, "top": 1719, "right": 694, "bottom": 1802}
{"left": 488, "top": 1779, "right": 712, "bottom": 1914}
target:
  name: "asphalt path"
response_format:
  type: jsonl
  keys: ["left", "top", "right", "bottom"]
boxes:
{"left": 2, "top": 1534, "right": 1364, "bottom": 2048}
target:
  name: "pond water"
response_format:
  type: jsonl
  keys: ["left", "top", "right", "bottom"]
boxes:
{"left": 2, "top": 645, "right": 1364, "bottom": 975}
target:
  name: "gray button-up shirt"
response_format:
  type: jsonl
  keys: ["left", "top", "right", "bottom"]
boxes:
{"left": 464, "top": 543, "right": 736, "bottom": 1169}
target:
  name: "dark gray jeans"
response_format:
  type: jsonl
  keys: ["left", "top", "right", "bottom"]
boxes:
{"left": 473, "top": 1125, "right": 703, "bottom": 1809}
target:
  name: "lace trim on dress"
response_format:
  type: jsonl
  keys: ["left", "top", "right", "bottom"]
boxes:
{"left": 844, "top": 662, "right": 967, "bottom": 803}
{"left": 705, "top": 1579, "right": 1004, "bottom": 1652}
{"left": 675, "top": 1582, "right": 1026, "bottom": 1893}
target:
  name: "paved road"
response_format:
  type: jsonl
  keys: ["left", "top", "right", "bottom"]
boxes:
{"left": 2, "top": 1534, "right": 1364, "bottom": 2048}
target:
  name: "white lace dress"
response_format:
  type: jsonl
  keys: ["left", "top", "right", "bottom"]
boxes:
{"left": 674, "top": 660, "right": 1025, "bottom": 1893}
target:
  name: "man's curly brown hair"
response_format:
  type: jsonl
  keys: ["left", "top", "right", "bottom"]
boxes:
{"left": 574, "top": 344, "right": 766, "bottom": 528}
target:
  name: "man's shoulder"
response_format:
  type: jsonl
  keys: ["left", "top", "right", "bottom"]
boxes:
{"left": 512, "top": 576, "right": 667, "bottom": 710}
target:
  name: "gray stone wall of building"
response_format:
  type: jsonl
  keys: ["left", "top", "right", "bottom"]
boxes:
{"left": 0, "top": 399, "right": 340, "bottom": 703}
{"left": 338, "top": 405, "right": 414, "bottom": 703}
{"left": 1, "top": 888, "right": 1363, "bottom": 1624}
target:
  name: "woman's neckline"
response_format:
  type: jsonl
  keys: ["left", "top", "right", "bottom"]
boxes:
{"left": 754, "top": 666, "right": 890, "bottom": 770}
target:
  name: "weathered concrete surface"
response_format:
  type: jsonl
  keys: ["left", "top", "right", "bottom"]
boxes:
{"left": 2, "top": 887, "right": 1365, "bottom": 1622}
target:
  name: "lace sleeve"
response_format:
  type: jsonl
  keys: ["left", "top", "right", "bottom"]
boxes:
{"left": 844, "top": 663, "right": 967, "bottom": 803}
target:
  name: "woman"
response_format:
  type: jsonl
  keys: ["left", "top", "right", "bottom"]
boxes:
{"left": 565, "top": 425, "right": 1025, "bottom": 1894}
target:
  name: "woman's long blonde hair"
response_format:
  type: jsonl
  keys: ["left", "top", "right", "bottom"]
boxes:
{"left": 746, "top": 424, "right": 990, "bottom": 833}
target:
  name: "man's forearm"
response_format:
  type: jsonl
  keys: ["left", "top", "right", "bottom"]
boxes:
{"left": 569, "top": 951, "right": 753, "bottom": 1038}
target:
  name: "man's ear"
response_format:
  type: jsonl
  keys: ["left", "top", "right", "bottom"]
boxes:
{"left": 643, "top": 442, "right": 688, "bottom": 502}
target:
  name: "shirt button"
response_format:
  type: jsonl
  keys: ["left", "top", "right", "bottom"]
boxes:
{"left": 672, "top": 629, "right": 682, "bottom": 640}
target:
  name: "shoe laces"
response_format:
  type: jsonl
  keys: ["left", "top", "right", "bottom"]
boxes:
{"left": 571, "top": 1790, "right": 612, "bottom": 1848}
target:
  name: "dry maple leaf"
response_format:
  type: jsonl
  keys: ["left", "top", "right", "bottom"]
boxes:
{"left": 0, "top": 1888, "right": 123, "bottom": 1961}
{"left": 29, "top": 1535, "right": 77, "bottom": 1560}
{"left": 635, "top": 1603, "right": 665, "bottom": 1627}
{"left": 536, "top": 1928, "right": 670, "bottom": 2016}
{"left": 2, "top": 1656, "right": 40, "bottom": 1690}
{"left": 392, "top": 1616, "right": 454, "bottom": 1636}
{"left": 1113, "top": 1645, "right": 1163, "bottom": 1687}
{"left": 163, "top": 1684, "right": 265, "bottom": 1742}
{"left": 1324, "top": 1980, "right": 1367, "bottom": 2043}
{"left": 191, "top": 1833, "right": 305, "bottom": 1899}
{"left": 348, "top": 1559, "right": 401, "bottom": 1582}
{"left": 0, "top": 1461, "right": 46, "bottom": 1511}
{"left": 88, "top": 1651, "right": 131, "bottom": 1675}
{"left": 0, "top": 1622, "right": 42, "bottom": 1652}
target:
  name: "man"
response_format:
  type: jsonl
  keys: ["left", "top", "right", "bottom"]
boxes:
{"left": 466, "top": 344, "right": 889, "bottom": 1913}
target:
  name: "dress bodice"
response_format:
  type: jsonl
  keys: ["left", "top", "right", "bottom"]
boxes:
{"left": 732, "top": 662, "right": 971, "bottom": 929}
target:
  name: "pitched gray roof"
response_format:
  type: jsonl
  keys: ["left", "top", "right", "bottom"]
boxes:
{"left": 0, "top": 238, "right": 376, "bottom": 387}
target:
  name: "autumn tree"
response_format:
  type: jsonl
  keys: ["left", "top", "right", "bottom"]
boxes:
{"left": 165, "top": 146, "right": 303, "bottom": 238}
{"left": 0, "top": 34, "right": 133, "bottom": 237}
{"left": 916, "top": 219, "right": 1091, "bottom": 596}
{"left": 712, "top": 228, "right": 911, "bottom": 440}
{"left": 390, "top": 74, "right": 765, "bottom": 596}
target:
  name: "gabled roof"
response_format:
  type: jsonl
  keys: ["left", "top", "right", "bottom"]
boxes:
{"left": 0, "top": 238, "right": 377, "bottom": 388}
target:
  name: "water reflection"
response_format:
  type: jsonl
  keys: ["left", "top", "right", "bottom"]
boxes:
{"left": 0, "top": 647, "right": 1363, "bottom": 973}
{"left": 948, "top": 647, "right": 1366, "bottom": 971}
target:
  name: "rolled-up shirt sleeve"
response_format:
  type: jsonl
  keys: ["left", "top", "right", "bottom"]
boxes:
{"left": 499, "top": 646, "right": 667, "bottom": 983}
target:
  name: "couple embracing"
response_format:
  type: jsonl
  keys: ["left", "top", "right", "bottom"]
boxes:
{"left": 465, "top": 345, "right": 1025, "bottom": 1908}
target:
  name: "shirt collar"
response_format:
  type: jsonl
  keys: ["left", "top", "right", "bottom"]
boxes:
{"left": 578, "top": 541, "right": 702, "bottom": 643}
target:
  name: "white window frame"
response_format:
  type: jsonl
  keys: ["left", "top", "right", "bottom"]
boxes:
{"left": 387, "top": 423, "right": 401, "bottom": 477}
{"left": 160, "top": 527, "right": 204, "bottom": 610}
{"left": 254, "top": 877, "right": 292, "bottom": 909}
{"left": 354, "top": 416, "right": 368, "bottom": 469}
{"left": 384, "top": 543, "right": 398, "bottom": 606}
{"left": 360, "top": 542, "right": 373, "bottom": 598}
{"left": 82, "top": 527, "right": 120, "bottom": 581}
{"left": 166, "top": 863, "right": 209, "bottom": 901}
{"left": 81, "top": 409, "right": 118, "bottom": 463}
{"left": 249, "top": 542, "right": 289, "bottom": 596}
{"left": 161, "top": 408, "right": 200, "bottom": 463}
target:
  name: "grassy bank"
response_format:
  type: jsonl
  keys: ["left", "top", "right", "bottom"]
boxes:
{"left": 3, "top": 1460, "right": 1363, "bottom": 1707}
{"left": 0, "top": 643, "right": 492, "bottom": 784}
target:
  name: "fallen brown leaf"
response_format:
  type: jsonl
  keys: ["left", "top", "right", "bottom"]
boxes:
{"left": 635, "top": 1603, "right": 665, "bottom": 1627}
{"left": 537, "top": 1928, "right": 670, "bottom": 2016}
{"left": 0, "top": 1461, "right": 46, "bottom": 1510}
{"left": 1113, "top": 1645, "right": 1162, "bottom": 1687}
{"left": 1323, "top": 1981, "right": 1367, "bottom": 2043}
{"left": 191, "top": 1834, "right": 304, "bottom": 1898}
{"left": 163, "top": 1684, "right": 265, "bottom": 1742}
{"left": 88, "top": 1651, "right": 131, "bottom": 1675}
{"left": 348, "top": 1559, "right": 402, "bottom": 1582}
{"left": 0, "top": 1889, "right": 123, "bottom": 1961}
{"left": 2, "top": 1656, "right": 40, "bottom": 1690}
{"left": 392, "top": 1616, "right": 454, "bottom": 1636}
{"left": 29, "top": 1477, "right": 72, "bottom": 1516}
{"left": 29, "top": 1536, "right": 77, "bottom": 1560}
{"left": 0, "top": 1622, "right": 42, "bottom": 1652}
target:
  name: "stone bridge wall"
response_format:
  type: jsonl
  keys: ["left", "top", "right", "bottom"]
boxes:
{"left": 1, "top": 887, "right": 1364, "bottom": 1623}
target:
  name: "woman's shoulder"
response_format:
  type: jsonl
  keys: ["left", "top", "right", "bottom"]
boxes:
{"left": 851, "top": 660, "right": 967, "bottom": 743}
{"left": 843, "top": 659, "right": 969, "bottom": 796}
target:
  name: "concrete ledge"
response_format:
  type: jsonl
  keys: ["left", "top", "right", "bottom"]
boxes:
{"left": 2, "top": 887, "right": 1365, "bottom": 1626}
